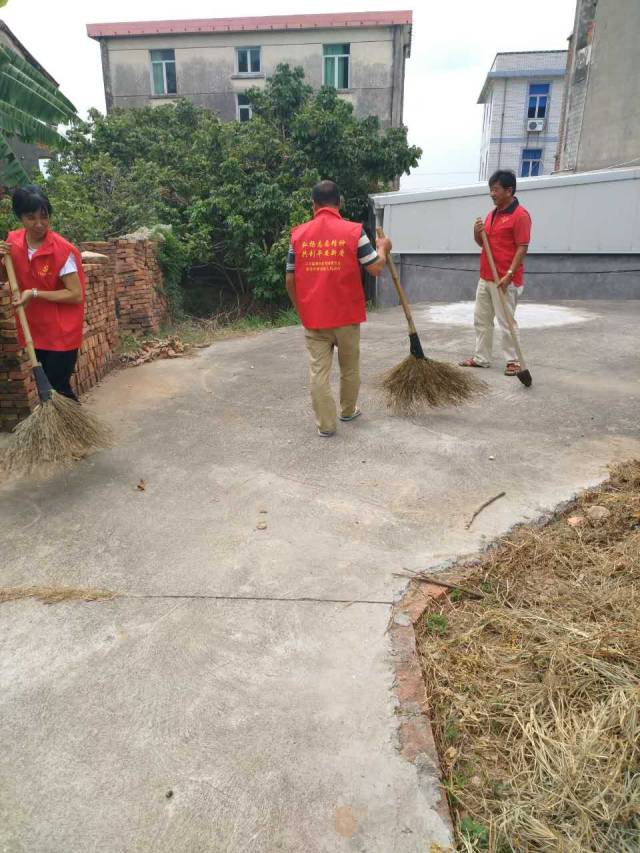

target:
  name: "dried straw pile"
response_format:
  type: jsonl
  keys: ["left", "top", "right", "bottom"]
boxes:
{"left": 418, "top": 460, "right": 640, "bottom": 852}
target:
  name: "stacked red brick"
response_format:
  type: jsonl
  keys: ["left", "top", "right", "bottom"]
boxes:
{"left": 0, "top": 288, "right": 36, "bottom": 431}
{"left": 72, "top": 252, "right": 119, "bottom": 397}
{"left": 112, "top": 238, "right": 168, "bottom": 335}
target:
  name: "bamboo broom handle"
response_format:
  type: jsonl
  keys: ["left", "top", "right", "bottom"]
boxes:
{"left": 376, "top": 226, "right": 417, "bottom": 335}
{"left": 4, "top": 254, "right": 39, "bottom": 368}
{"left": 480, "top": 229, "right": 528, "bottom": 369}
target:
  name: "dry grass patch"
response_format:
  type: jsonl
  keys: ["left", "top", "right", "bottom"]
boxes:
{"left": 0, "top": 587, "right": 116, "bottom": 605}
{"left": 417, "top": 460, "right": 640, "bottom": 852}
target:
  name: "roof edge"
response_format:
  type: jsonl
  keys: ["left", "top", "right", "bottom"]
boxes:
{"left": 87, "top": 10, "right": 413, "bottom": 39}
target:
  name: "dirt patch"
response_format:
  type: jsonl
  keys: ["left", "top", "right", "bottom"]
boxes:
{"left": 0, "top": 587, "right": 116, "bottom": 605}
{"left": 416, "top": 460, "right": 640, "bottom": 851}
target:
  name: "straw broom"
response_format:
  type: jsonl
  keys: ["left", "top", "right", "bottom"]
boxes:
{"left": 377, "top": 228, "right": 487, "bottom": 414}
{"left": 5, "top": 254, "right": 112, "bottom": 472}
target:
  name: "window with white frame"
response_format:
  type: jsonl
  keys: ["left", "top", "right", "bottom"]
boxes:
{"left": 527, "top": 83, "right": 550, "bottom": 119}
{"left": 521, "top": 148, "right": 543, "bottom": 177}
{"left": 323, "top": 44, "right": 350, "bottom": 90}
{"left": 150, "top": 49, "right": 177, "bottom": 96}
{"left": 237, "top": 94, "right": 252, "bottom": 122}
{"left": 236, "top": 47, "right": 261, "bottom": 75}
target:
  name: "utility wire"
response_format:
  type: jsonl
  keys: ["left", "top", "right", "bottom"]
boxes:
{"left": 397, "top": 260, "right": 640, "bottom": 276}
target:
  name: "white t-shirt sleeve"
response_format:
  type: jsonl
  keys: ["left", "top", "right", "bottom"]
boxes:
{"left": 59, "top": 252, "right": 78, "bottom": 277}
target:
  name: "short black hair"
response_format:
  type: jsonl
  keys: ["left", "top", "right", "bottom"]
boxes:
{"left": 12, "top": 185, "right": 52, "bottom": 218}
{"left": 312, "top": 180, "right": 340, "bottom": 208}
{"left": 488, "top": 170, "right": 516, "bottom": 194}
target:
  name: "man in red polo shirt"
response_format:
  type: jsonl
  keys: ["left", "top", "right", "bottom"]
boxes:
{"left": 460, "top": 169, "right": 531, "bottom": 375}
{"left": 286, "top": 180, "right": 391, "bottom": 436}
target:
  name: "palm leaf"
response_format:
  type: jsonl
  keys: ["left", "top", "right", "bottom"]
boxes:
{"left": 0, "top": 68, "right": 75, "bottom": 125}
{"left": 0, "top": 45, "right": 76, "bottom": 114}
{"left": 0, "top": 131, "right": 29, "bottom": 185}
{"left": 0, "top": 100, "right": 66, "bottom": 148}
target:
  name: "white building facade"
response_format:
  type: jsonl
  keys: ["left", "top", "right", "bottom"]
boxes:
{"left": 478, "top": 51, "right": 567, "bottom": 182}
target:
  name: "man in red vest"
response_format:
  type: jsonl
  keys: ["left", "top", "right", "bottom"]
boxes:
{"left": 286, "top": 180, "right": 391, "bottom": 436}
{"left": 459, "top": 170, "right": 531, "bottom": 375}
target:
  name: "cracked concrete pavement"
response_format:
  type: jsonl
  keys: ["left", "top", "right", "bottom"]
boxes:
{"left": 1, "top": 300, "right": 638, "bottom": 852}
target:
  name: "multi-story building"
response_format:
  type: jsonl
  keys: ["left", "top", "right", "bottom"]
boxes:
{"left": 555, "top": 0, "right": 640, "bottom": 173}
{"left": 87, "top": 11, "right": 412, "bottom": 129}
{"left": 477, "top": 50, "right": 567, "bottom": 181}
{"left": 0, "top": 20, "right": 60, "bottom": 176}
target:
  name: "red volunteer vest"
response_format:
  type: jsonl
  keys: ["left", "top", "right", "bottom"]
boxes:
{"left": 291, "top": 207, "right": 366, "bottom": 329}
{"left": 8, "top": 228, "right": 86, "bottom": 351}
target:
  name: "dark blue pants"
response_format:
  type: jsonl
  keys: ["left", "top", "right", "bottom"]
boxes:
{"left": 35, "top": 349, "right": 79, "bottom": 401}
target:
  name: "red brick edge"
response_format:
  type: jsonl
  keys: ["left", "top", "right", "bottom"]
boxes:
{"left": 389, "top": 581, "right": 454, "bottom": 836}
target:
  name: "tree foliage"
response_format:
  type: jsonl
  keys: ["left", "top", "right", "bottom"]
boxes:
{"left": 40, "top": 64, "right": 421, "bottom": 307}
{"left": 0, "top": 45, "right": 77, "bottom": 185}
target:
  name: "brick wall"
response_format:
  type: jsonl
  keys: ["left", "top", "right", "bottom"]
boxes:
{"left": 81, "top": 238, "right": 169, "bottom": 335}
{"left": 0, "top": 238, "right": 168, "bottom": 431}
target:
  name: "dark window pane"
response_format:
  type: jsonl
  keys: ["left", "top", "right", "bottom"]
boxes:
{"left": 324, "top": 43, "right": 350, "bottom": 56}
{"left": 521, "top": 162, "right": 530, "bottom": 177}
{"left": 538, "top": 96, "right": 547, "bottom": 117}
{"left": 531, "top": 161, "right": 540, "bottom": 176}
{"left": 238, "top": 94, "right": 248, "bottom": 106}
{"left": 238, "top": 50, "right": 248, "bottom": 73}
{"left": 165, "top": 62, "right": 177, "bottom": 94}
{"left": 324, "top": 56, "right": 335, "bottom": 86}
{"left": 529, "top": 83, "right": 549, "bottom": 95}
{"left": 338, "top": 56, "right": 349, "bottom": 89}
{"left": 150, "top": 49, "right": 175, "bottom": 61}
{"left": 152, "top": 63, "right": 165, "bottom": 95}
{"left": 250, "top": 49, "right": 261, "bottom": 72}
{"left": 528, "top": 97, "right": 537, "bottom": 118}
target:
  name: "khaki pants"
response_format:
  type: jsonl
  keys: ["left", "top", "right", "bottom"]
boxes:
{"left": 304, "top": 324, "right": 360, "bottom": 433}
{"left": 473, "top": 278, "right": 522, "bottom": 366}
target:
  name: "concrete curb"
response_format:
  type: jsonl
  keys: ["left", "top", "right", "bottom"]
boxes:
{"left": 390, "top": 581, "right": 455, "bottom": 844}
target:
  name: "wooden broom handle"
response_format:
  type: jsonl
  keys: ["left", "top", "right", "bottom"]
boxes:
{"left": 4, "top": 254, "right": 39, "bottom": 367}
{"left": 376, "top": 227, "right": 417, "bottom": 335}
{"left": 480, "top": 229, "right": 527, "bottom": 368}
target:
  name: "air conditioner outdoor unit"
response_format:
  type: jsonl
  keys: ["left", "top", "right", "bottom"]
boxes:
{"left": 527, "top": 119, "right": 545, "bottom": 132}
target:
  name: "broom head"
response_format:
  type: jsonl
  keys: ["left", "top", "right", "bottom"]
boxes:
{"left": 9, "top": 391, "right": 113, "bottom": 473}
{"left": 381, "top": 352, "right": 487, "bottom": 414}
{"left": 517, "top": 367, "right": 533, "bottom": 387}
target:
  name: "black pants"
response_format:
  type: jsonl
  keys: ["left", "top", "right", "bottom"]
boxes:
{"left": 35, "top": 349, "right": 79, "bottom": 401}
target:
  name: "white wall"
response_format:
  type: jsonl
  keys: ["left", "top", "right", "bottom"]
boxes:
{"left": 371, "top": 167, "right": 640, "bottom": 254}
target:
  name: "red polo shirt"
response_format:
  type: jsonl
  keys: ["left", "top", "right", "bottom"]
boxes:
{"left": 480, "top": 197, "right": 531, "bottom": 286}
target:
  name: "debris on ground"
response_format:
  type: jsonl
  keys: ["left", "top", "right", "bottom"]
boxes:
{"left": 0, "top": 587, "right": 116, "bottom": 605}
{"left": 417, "top": 459, "right": 640, "bottom": 852}
{"left": 120, "top": 337, "right": 189, "bottom": 367}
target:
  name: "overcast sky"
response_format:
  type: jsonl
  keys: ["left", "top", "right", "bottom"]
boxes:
{"left": 3, "top": 0, "right": 576, "bottom": 190}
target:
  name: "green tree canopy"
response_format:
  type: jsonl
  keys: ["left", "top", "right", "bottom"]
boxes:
{"left": 39, "top": 64, "right": 422, "bottom": 307}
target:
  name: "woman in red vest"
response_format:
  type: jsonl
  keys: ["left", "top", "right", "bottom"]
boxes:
{"left": 0, "top": 185, "right": 85, "bottom": 400}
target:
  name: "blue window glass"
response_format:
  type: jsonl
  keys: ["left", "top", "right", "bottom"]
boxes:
{"left": 529, "top": 83, "right": 550, "bottom": 95}
{"left": 527, "top": 82, "right": 550, "bottom": 119}
{"left": 521, "top": 148, "right": 543, "bottom": 178}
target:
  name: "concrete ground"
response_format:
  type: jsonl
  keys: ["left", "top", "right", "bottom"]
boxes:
{"left": 1, "top": 300, "right": 638, "bottom": 852}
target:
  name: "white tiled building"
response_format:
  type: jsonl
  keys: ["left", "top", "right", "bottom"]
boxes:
{"left": 478, "top": 51, "right": 567, "bottom": 181}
